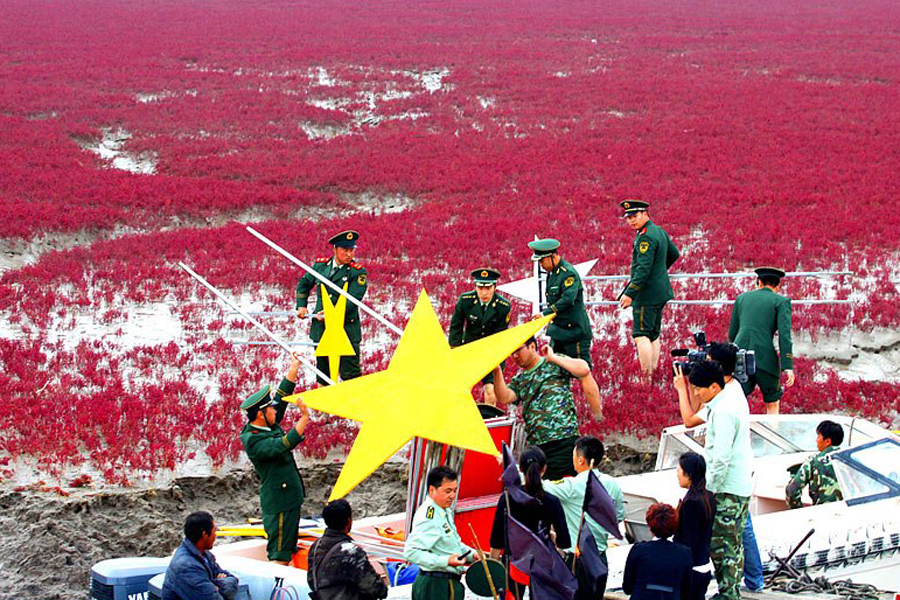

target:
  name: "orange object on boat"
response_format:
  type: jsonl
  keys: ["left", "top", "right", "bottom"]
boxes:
{"left": 374, "top": 526, "right": 405, "bottom": 541}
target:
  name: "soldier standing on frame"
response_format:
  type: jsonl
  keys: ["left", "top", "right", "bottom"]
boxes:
{"left": 527, "top": 238, "right": 602, "bottom": 420}
{"left": 448, "top": 268, "right": 512, "bottom": 407}
{"left": 618, "top": 200, "right": 680, "bottom": 381}
{"left": 295, "top": 230, "right": 368, "bottom": 384}
{"left": 728, "top": 266, "right": 794, "bottom": 414}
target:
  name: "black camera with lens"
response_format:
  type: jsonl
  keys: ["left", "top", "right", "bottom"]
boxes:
{"left": 671, "top": 331, "right": 757, "bottom": 383}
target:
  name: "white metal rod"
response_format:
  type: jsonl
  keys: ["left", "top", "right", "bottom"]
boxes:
{"left": 228, "top": 339, "right": 316, "bottom": 347}
{"left": 584, "top": 270, "right": 853, "bottom": 282}
{"left": 177, "top": 262, "right": 335, "bottom": 385}
{"left": 226, "top": 310, "right": 298, "bottom": 317}
{"left": 584, "top": 299, "right": 854, "bottom": 306}
{"left": 246, "top": 226, "right": 404, "bottom": 337}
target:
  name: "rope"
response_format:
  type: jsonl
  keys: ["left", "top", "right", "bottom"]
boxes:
{"left": 768, "top": 572, "right": 882, "bottom": 600}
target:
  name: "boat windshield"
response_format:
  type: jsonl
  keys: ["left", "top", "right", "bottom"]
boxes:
{"left": 832, "top": 438, "right": 900, "bottom": 505}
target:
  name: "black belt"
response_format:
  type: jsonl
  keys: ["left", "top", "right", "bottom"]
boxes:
{"left": 421, "top": 571, "right": 461, "bottom": 581}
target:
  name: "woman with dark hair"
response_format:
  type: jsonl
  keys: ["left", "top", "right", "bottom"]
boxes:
{"left": 674, "top": 452, "right": 717, "bottom": 600}
{"left": 489, "top": 446, "right": 571, "bottom": 599}
{"left": 623, "top": 503, "right": 693, "bottom": 600}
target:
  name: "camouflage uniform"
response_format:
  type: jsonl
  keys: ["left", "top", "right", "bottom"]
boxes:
{"left": 508, "top": 357, "right": 580, "bottom": 478}
{"left": 710, "top": 492, "right": 749, "bottom": 600}
{"left": 785, "top": 446, "right": 842, "bottom": 508}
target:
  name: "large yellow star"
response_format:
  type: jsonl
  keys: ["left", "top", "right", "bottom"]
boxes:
{"left": 315, "top": 283, "right": 356, "bottom": 382}
{"left": 284, "top": 290, "right": 553, "bottom": 499}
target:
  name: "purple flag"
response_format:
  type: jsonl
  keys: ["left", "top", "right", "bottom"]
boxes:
{"left": 577, "top": 521, "right": 609, "bottom": 586}
{"left": 506, "top": 515, "right": 576, "bottom": 600}
{"left": 583, "top": 470, "right": 622, "bottom": 539}
{"left": 500, "top": 442, "right": 539, "bottom": 507}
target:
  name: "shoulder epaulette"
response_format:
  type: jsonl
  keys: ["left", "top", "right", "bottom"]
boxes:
{"left": 315, "top": 257, "right": 330, "bottom": 263}
{"left": 350, "top": 261, "right": 364, "bottom": 270}
{"left": 496, "top": 297, "right": 510, "bottom": 306}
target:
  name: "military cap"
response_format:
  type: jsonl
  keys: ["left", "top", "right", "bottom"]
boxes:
{"left": 754, "top": 266, "right": 786, "bottom": 280}
{"left": 620, "top": 199, "right": 650, "bottom": 216}
{"left": 240, "top": 385, "right": 274, "bottom": 412}
{"left": 328, "top": 230, "right": 359, "bottom": 249}
{"left": 528, "top": 238, "right": 560, "bottom": 261}
{"left": 471, "top": 268, "right": 501, "bottom": 286}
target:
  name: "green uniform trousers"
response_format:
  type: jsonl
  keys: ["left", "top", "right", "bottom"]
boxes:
{"left": 539, "top": 436, "right": 579, "bottom": 480}
{"left": 710, "top": 493, "right": 749, "bottom": 600}
{"left": 411, "top": 572, "right": 464, "bottom": 600}
{"left": 263, "top": 505, "right": 301, "bottom": 562}
{"left": 550, "top": 339, "right": 593, "bottom": 369}
{"left": 632, "top": 304, "right": 664, "bottom": 342}
{"left": 740, "top": 370, "right": 782, "bottom": 404}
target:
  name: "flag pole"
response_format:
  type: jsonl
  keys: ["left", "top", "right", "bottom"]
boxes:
{"left": 245, "top": 226, "right": 404, "bottom": 336}
{"left": 178, "top": 262, "right": 335, "bottom": 385}
{"left": 468, "top": 523, "right": 500, "bottom": 600}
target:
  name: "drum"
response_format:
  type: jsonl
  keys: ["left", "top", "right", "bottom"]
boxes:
{"left": 464, "top": 557, "right": 507, "bottom": 597}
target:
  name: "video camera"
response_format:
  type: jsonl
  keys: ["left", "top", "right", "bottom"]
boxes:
{"left": 671, "top": 331, "right": 757, "bottom": 383}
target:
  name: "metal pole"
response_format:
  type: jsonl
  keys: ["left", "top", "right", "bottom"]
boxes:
{"left": 237, "top": 340, "right": 315, "bottom": 347}
{"left": 584, "top": 299, "right": 854, "bottom": 307}
{"left": 584, "top": 270, "right": 852, "bottom": 282}
{"left": 177, "top": 262, "right": 335, "bottom": 385}
{"left": 226, "top": 310, "right": 299, "bottom": 317}
{"left": 245, "top": 226, "right": 404, "bottom": 337}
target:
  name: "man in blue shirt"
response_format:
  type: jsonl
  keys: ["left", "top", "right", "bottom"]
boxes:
{"left": 162, "top": 511, "right": 238, "bottom": 600}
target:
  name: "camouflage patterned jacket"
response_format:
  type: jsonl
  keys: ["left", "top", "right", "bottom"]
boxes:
{"left": 785, "top": 445, "right": 842, "bottom": 508}
{"left": 508, "top": 357, "right": 579, "bottom": 446}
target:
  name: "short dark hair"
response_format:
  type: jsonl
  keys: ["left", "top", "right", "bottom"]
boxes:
{"left": 645, "top": 503, "right": 678, "bottom": 539}
{"left": 688, "top": 361, "right": 725, "bottom": 389}
{"left": 574, "top": 436, "right": 605, "bottom": 467}
{"left": 759, "top": 274, "right": 781, "bottom": 287}
{"left": 184, "top": 511, "right": 214, "bottom": 543}
{"left": 523, "top": 336, "right": 537, "bottom": 348}
{"left": 246, "top": 407, "right": 260, "bottom": 421}
{"left": 816, "top": 420, "right": 844, "bottom": 446}
{"left": 322, "top": 499, "right": 352, "bottom": 530}
{"left": 707, "top": 342, "right": 737, "bottom": 376}
{"left": 426, "top": 465, "right": 458, "bottom": 490}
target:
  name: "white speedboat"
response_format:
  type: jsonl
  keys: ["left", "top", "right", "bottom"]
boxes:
{"left": 604, "top": 414, "right": 900, "bottom": 593}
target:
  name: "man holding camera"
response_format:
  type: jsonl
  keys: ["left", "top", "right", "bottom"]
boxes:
{"left": 675, "top": 342, "right": 764, "bottom": 592}
{"left": 673, "top": 359, "right": 752, "bottom": 600}
{"left": 728, "top": 266, "right": 794, "bottom": 414}
{"left": 618, "top": 200, "right": 680, "bottom": 381}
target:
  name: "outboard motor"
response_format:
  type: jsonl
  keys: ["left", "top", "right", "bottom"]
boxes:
{"left": 91, "top": 557, "right": 169, "bottom": 600}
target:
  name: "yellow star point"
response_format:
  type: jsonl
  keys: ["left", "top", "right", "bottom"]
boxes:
{"left": 285, "top": 290, "right": 553, "bottom": 500}
{"left": 315, "top": 283, "right": 356, "bottom": 382}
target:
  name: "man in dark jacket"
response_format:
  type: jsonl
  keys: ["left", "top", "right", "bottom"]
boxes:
{"left": 619, "top": 200, "right": 680, "bottom": 381}
{"left": 240, "top": 353, "right": 310, "bottom": 564}
{"left": 162, "top": 511, "right": 238, "bottom": 600}
{"left": 307, "top": 499, "right": 389, "bottom": 600}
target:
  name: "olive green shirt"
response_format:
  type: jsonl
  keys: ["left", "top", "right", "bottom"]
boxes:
{"left": 448, "top": 291, "right": 511, "bottom": 346}
{"left": 624, "top": 221, "right": 679, "bottom": 307}
{"left": 728, "top": 287, "right": 794, "bottom": 375}
{"left": 296, "top": 258, "right": 368, "bottom": 343}
{"left": 239, "top": 378, "right": 306, "bottom": 515}
{"left": 543, "top": 469, "right": 625, "bottom": 553}
{"left": 541, "top": 258, "right": 592, "bottom": 342}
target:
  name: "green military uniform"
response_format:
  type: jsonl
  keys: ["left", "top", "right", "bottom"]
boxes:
{"left": 785, "top": 446, "right": 842, "bottom": 508}
{"left": 448, "top": 268, "right": 512, "bottom": 385}
{"left": 710, "top": 492, "right": 750, "bottom": 600}
{"left": 239, "top": 378, "right": 306, "bottom": 562}
{"left": 403, "top": 496, "right": 474, "bottom": 600}
{"left": 508, "top": 357, "right": 580, "bottom": 478}
{"left": 295, "top": 231, "right": 368, "bottom": 383}
{"left": 728, "top": 269, "right": 793, "bottom": 404}
{"left": 621, "top": 202, "right": 680, "bottom": 342}
{"left": 529, "top": 239, "right": 593, "bottom": 367}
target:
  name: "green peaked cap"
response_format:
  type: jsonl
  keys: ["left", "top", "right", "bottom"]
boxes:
{"left": 240, "top": 385, "right": 273, "bottom": 411}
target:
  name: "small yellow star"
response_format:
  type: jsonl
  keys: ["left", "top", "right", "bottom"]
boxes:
{"left": 315, "top": 283, "right": 356, "bottom": 382}
{"left": 285, "top": 290, "right": 553, "bottom": 499}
